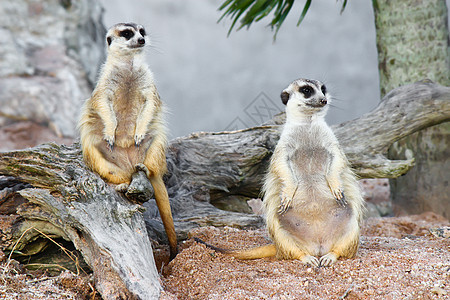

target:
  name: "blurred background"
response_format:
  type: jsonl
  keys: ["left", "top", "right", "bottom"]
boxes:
{"left": 99, "top": 0, "right": 380, "bottom": 138}
{"left": 1, "top": 0, "right": 447, "bottom": 142}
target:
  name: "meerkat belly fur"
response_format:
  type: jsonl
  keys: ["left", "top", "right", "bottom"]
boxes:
{"left": 78, "top": 23, "right": 177, "bottom": 258}
{"left": 196, "top": 78, "right": 364, "bottom": 267}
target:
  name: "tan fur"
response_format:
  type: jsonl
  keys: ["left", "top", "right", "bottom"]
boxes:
{"left": 78, "top": 23, "right": 177, "bottom": 258}
{"left": 198, "top": 79, "right": 364, "bottom": 267}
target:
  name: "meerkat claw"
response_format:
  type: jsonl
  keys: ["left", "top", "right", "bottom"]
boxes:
{"left": 279, "top": 191, "right": 292, "bottom": 214}
{"left": 319, "top": 253, "right": 338, "bottom": 267}
{"left": 335, "top": 192, "right": 347, "bottom": 206}
{"left": 332, "top": 187, "right": 343, "bottom": 200}
{"left": 302, "top": 255, "right": 320, "bottom": 268}
{"left": 326, "top": 177, "right": 344, "bottom": 200}
{"left": 278, "top": 204, "right": 289, "bottom": 215}
{"left": 134, "top": 134, "right": 145, "bottom": 147}
{"left": 105, "top": 138, "right": 115, "bottom": 151}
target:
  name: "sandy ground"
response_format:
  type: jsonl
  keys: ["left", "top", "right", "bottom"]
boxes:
{"left": 161, "top": 213, "right": 449, "bottom": 300}
{"left": 1, "top": 213, "right": 448, "bottom": 300}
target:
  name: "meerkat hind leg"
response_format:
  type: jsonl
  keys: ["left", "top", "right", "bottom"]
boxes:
{"left": 319, "top": 219, "right": 360, "bottom": 267}
{"left": 85, "top": 143, "right": 132, "bottom": 185}
{"left": 286, "top": 243, "right": 320, "bottom": 267}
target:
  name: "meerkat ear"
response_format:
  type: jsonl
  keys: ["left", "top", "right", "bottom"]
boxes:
{"left": 107, "top": 36, "right": 112, "bottom": 46}
{"left": 281, "top": 91, "right": 290, "bottom": 105}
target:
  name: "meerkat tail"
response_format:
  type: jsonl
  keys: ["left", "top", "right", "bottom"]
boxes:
{"left": 227, "top": 244, "right": 277, "bottom": 260}
{"left": 194, "top": 238, "right": 277, "bottom": 260}
{"left": 150, "top": 176, "right": 178, "bottom": 260}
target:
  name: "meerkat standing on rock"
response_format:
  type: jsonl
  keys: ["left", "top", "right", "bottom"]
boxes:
{"left": 196, "top": 78, "right": 364, "bottom": 267}
{"left": 78, "top": 23, "right": 177, "bottom": 259}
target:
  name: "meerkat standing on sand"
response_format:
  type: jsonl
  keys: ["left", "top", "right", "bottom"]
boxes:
{"left": 78, "top": 23, "right": 177, "bottom": 258}
{"left": 196, "top": 78, "right": 364, "bottom": 267}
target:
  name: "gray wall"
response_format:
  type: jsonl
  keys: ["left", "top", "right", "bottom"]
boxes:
{"left": 100, "top": 0, "right": 380, "bottom": 138}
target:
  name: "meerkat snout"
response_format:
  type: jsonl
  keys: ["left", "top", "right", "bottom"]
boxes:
{"left": 305, "top": 97, "right": 327, "bottom": 108}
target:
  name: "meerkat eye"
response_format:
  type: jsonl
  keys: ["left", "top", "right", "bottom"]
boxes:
{"left": 321, "top": 85, "right": 327, "bottom": 95}
{"left": 139, "top": 28, "right": 146, "bottom": 36}
{"left": 120, "top": 29, "right": 134, "bottom": 40}
{"left": 106, "top": 36, "right": 112, "bottom": 46}
{"left": 300, "top": 86, "right": 314, "bottom": 98}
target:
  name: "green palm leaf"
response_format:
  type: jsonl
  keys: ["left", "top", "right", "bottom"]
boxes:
{"left": 218, "top": 0, "right": 349, "bottom": 40}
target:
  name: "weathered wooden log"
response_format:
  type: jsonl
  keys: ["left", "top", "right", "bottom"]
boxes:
{"left": 0, "top": 80, "right": 449, "bottom": 298}
{"left": 0, "top": 144, "right": 161, "bottom": 299}
{"left": 334, "top": 80, "right": 450, "bottom": 178}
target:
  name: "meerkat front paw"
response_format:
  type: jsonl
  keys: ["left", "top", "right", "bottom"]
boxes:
{"left": 134, "top": 133, "right": 146, "bottom": 147}
{"left": 335, "top": 192, "right": 347, "bottom": 207}
{"left": 278, "top": 190, "right": 293, "bottom": 214}
{"left": 104, "top": 135, "right": 115, "bottom": 151}
{"left": 326, "top": 177, "right": 344, "bottom": 199}
{"left": 327, "top": 177, "right": 347, "bottom": 206}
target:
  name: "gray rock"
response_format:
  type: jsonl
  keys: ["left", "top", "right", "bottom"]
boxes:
{"left": 0, "top": 0, "right": 106, "bottom": 138}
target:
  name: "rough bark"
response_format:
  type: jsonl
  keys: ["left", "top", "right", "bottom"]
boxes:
{"left": 0, "top": 145, "right": 162, "bottom": 299}
{"left": 0, "top": 80, "right": 449, "bottom": 298}
{"left": 374, "top": 0, "right": 449, "bottom": 96}
{"left": 374, "top": 0, "right": 450, "bottom": 219}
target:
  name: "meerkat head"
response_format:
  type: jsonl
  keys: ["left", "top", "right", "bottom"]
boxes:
{"left": 280, "top": 78, "right": 329, "bottom": 120}
{"left": 106, "top": 23, "right": 148, "bottom": 55}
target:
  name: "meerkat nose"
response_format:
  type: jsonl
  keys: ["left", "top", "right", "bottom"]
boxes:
{"left": 138, "top": 38, "right": 145, "bottom": 45}
{"left": 319, "top": 98, "right": 327, "bottom": 106}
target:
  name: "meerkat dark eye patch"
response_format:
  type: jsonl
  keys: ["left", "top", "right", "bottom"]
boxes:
{"left": 300, "top": 86, "right": 314, "bottom": 98}
{"left": 120, "top": 29, "right": 134, "bottom": 39}
{"left": 321, "top": 85, "right": 327, "bottom": 95}
{"left": 139, "top": 28, "right": 146, "bottom": 36}
{"left": 107, "top": 36, "right": 112, "bottom": 46}
{"left": 281, "top": 91, "right": 290, "bottom": 105}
